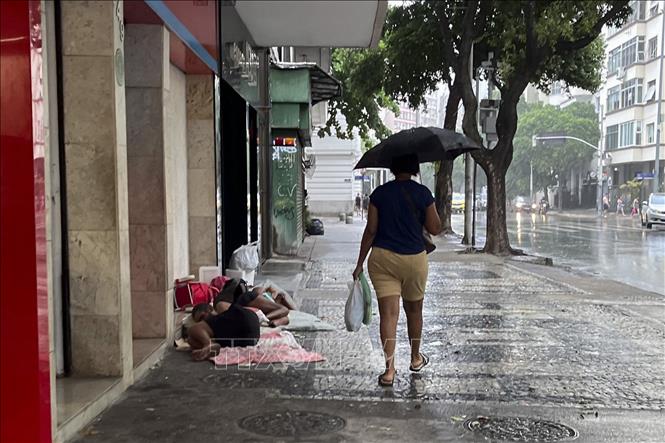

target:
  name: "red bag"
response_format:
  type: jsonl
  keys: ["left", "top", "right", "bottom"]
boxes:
{"left": 210, "top": 275, "right": 231, "bottom": 292}
{"left": 173, "top": 277, "right": 218, "bottom": 310}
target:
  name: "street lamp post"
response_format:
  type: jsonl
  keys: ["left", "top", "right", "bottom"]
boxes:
{"left": 532, "top": 134, "right": 603, "bottom": 214}
{"left": 529, "top": 161, "right": 533, "bottom": 203}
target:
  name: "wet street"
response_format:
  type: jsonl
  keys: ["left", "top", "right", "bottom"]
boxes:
{"left": 77, "top": 219, "right": 665, "bottom": 443}
{"left": 452, "top": 212, "right": 665, "bottom": 295}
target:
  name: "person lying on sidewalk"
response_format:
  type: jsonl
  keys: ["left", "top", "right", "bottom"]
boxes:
{"left": 257, "top": 282, "right": 298, "bottom": 310}
{"left": 176, "top": 303, "right": 213, "bottom": 342}
{"left": 216, "top": 278, "right": 291, "bottom": 327}
{"left": 187, "top": 301, "right": 260, "bottom": 361}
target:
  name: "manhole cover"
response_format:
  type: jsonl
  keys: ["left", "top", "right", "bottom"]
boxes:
{"left": 464, "top": 416, "right": 578, "bottom": 442}
{"left": 238, "top": 410, "right": 346, "bottom": 437}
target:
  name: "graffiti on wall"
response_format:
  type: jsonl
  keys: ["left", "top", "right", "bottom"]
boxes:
{"left": 272, "top": 143, "right": 300, "bottom": 254}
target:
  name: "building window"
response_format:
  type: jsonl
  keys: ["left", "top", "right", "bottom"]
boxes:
{"left": 620, "top": 78, "right": 643, "bottom": 108}
{"left": 607, "top": 36, "right": 646, "bottom": 74}
{"left": 614, "top": 120, "right": 642, "bottom": 147}
{"left": 606, "top": 124, "right": 619, "bottom": 150}
{"left": 627, "top": 0, "right": 647, "bottom": 22}
{"left": 646, "top": 122, "right": 655, "bottom": 144}
{"left": 648, "top": 37, "right": 658, "bottom": 60}
{"left": 609, "top": 1, "right": 647, "bottom": 35}
{"left": 608, "top": 47, "right": 621, "bottom": 74}
{"left": 650, "top": 1, "right": 659, "bottom": 17}
{"left": 620, "top": 121, "right": 635, "bottom": 147}
{"left": 607, "top": 86, "right": 621, "bottom": 111}
{"left": 645, "top": 79, "right": 657, "bottom": 102}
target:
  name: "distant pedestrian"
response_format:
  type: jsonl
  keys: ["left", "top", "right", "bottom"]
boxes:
{"left": 631, "top": 197, "right": 639, "bottom": 216}
{"left": 361, "top": 194, "right": 370, "bottom": 220}
{"left": 602, "top": 195, "right": 610, "bottom": 217}
{"left": 355, "top": 193, "right": 362, "bottom": 215}
{"left": 353, "top": 154, "right": 441, "bottom": 387}
{"left": 616, "top": 196, "right": 625, "bottom": 216}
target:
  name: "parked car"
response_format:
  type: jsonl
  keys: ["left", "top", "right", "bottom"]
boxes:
{"left": 512, "top": 196, "right": 531, "bottom": 213}
{"left": 640, "top": 193, "right": 665, "bottom": 229}
{"left": 451, "top": 193, "right": 465, "bottom": 213}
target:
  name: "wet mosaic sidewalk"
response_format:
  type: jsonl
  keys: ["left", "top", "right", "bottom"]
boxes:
{"left": 74, "top": 228, "right": 665, "bottom": 442}
{"left": 197, "top": 259, "right": 663, "bottom": 413}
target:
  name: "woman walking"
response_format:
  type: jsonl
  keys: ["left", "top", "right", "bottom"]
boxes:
{"left": 352, "top": 154, "right": 441, "bottom": 387}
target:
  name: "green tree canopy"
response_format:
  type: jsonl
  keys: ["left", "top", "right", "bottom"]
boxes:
{"left": 324, "top": 0, "right": 631, "bottom": 253}
{"left": 508, "top": 102, "right": 600, "bottom": 199}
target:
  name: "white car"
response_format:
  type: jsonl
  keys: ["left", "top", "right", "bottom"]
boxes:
{"left": 641, "top": 193, "right": 665, "bottom": 229}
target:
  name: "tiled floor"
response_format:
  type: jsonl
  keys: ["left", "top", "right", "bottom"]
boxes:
{"left": 56, "top": 338, "right": 165, "bottom": 425}
{"left": 56, "top": 377, "right": 119, "bottom": 425}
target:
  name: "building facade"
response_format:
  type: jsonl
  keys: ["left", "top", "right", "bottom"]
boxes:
{"left": 307, "top": 115, "right": 363, "bottom": 216}
{"left": 599, "top": 0, "right": 665, "bottom": 195}
{"left": 524, "top": 82, "right": 594, "bottom": 108}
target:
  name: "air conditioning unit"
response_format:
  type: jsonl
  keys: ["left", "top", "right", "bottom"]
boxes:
{"left": 616, "top": 67, "right": 625, "bottom": 79}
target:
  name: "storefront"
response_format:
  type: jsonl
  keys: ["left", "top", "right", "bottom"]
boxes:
{"left": 270, "top": 62, "right": 341, "bottom": 254}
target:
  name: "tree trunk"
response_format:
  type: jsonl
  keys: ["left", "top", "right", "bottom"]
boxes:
{"left": 435, "top": 160, "right": 454, "bottom": 234}
{"left": 471, "top": 90, "right": 525, "bottom": 256}
{"left": 482, "top": 162, "right": 515, "bottom": 255}
{"left": 434, "top": 82, "right": 462, "bottom": 234}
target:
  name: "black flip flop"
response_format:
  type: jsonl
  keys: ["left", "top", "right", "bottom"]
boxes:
{"left": 378, "top": 372, "right": 396, "bottom": 387}
{"left": 409, "top": 353, "right": 430, "bottom": 372}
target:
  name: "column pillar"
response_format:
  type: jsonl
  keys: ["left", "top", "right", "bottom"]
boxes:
{"left": 60, "top": 0, "right": 131, "bottom": 377}
{"left": 124, "top": 24, "right": 170, "bottom": 339}
{"left": 186, "top": 75, "right": 216, "bottom": 276}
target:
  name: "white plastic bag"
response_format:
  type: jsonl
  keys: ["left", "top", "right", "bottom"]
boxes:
{"left": 344, "top": 280, "right": 364, "bottom": 332}
{"left": 229, "top": 242, "right": 259, "bottom": 271}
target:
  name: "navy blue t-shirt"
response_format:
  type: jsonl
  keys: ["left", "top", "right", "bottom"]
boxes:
{"left": 370, "top": 180, "right": 435, "bottom": 255}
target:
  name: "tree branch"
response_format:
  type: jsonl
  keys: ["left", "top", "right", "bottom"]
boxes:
{"left": 460, "top": 0, "right": 479, "bottom": 55}
{"left": 555, "top": 2, "right": 628, "bottom": 52}
{"left": 436, "top": 3, "right": 460, "bottom": 72}
{"left": 473, "top": 0, "right": 491, "bottom": 40}
{"left": 523, "top": 1, "right": 537, "bottom": 63}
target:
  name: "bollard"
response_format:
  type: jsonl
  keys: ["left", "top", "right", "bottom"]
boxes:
{"left": 346, "top": 215, "right": 354, "bottom": 224}
{"left": 339, "top": 212, "right": 346, "bottom": 222}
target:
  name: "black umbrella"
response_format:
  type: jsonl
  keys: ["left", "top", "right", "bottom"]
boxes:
{"left": 354, "top": 127, "right": 480, "bottom": 170}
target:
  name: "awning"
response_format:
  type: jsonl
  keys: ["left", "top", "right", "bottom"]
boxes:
{"left": 271, "top": 61, "right": 342, "bottom": 104}
{"left": 233, "top": 0, "right": 387, "bottom": 48}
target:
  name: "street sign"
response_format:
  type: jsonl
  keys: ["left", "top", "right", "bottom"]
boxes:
{"left": 635, "top": 172, "right": 655, "bottom": 180}
{"left": 539, "top": 132, "right": 567, "bottom": 145}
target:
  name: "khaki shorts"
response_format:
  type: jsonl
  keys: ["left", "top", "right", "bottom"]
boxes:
{"left": 368, "top": 247, "right": 428, "bottom": 301}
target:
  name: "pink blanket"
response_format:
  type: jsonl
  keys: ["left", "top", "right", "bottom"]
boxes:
{"left": 211, "top": 329, "right": 325, "bottom": 366}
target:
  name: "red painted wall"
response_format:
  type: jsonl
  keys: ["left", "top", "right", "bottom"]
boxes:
{"left": 1, "top": 1, "right": 52, "bottom": 441}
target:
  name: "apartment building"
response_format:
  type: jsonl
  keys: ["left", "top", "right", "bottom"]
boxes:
{"left": 599, "top": 0, "right": 664, "bottom": 194}
{"left": 524, "top": 82, "right": 594, "bottom": 108}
